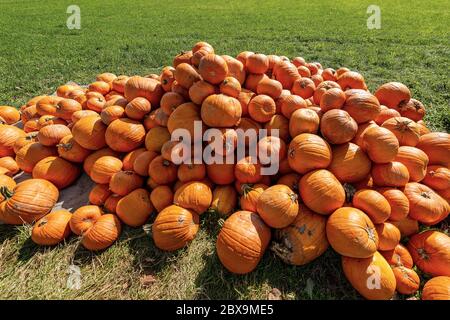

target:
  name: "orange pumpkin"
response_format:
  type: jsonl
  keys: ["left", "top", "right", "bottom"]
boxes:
{"left": 374, "top": 106, "right": 401, "bottom": 125}
{"left": 272, "top": 204, "right": 328, "bottom": 265}
{"left": 37, "top": 124, "right": 71, "bottom": 147}
{"left": 150, "top": 186, "right": 174, "bottom": 213}
{"left": 71, "top": 116, "right": 107, "bottom": 150}
{"left": 0, "top": 106, "right": 21, "bottom": 124}
{"left": 416, "top": 132, "right": 450, "bottom": 167}
{"left": 374, "top": 82, "right": 411, "bottom": 108}
{"left": 362, "top": 126, "right": 399, "bottom": 164}
{"left": 352, "top": 189, "right": 391, "bottom": 224}
{"left": 407, "top": 230, "right": 450, "bottom": 277}
{"left": 31, "top": 210, "right": 72, "bottom": 246}
{"left": 256, "top": 185, "right": 298, "bottom": 228}
{"left": 81, "top": 214, "right": 121, "bottom": 251}
{"left": 422, "top": 165, "right": 450, "bottom": 190}
{"left": 328, "top": 143, "right": 371, "bottom": 183}
{"left": 320, "top": 109, "right": 357, "bottom": 144}
{"left": 174, "top": 63, "right": 201, "bottom": 89}
{"left": 326, "top": 207, "right": 378, "bottom": 258}
{"left": 90, "top": 156, "right": 123, "bottom": 184}
{"left": 371, "top": 162, "right": 410, "bottom": 187}
{"left": 375, "top": 187, "right": 409, "bottom": 221}
{"left": 289, "top": 108, "right": 320, "bottom": 137}
{"left": 381, "top": 117, "right": 420, "bottom": 147}
{"left": 422, "top": 276, "right": 450, "bottom": 300}
{"left": 0, "top": 157, "right": 19, "bottom": 176}
{"left": 198, "top": 54, "right": 228, "bottom": 84}
{"left": 404, "top": 182, "right": 449, "bottom": 225}
{"left": 392, "top": 266, "right": 420, "bottom": 295}
{"left": 288, "top": 133, "right": 331, "bottom": 174}
{"left": 173, "top": 181, "right": 212, "bottom": 214}
{"left": 380, "top": 243, "right": 413, "bottom": 268}
{"left": 394, "top": 146, "right": 429, "bottom": 182}
{"left": 109, "top": 171, "right": 143, "bottom": 196}
{"left": 32, "top": 156, "right": 80, "bottom": 189}
{"left": 397, "top": 98, "right": 426, "bottom": 121}
{"left": 375, "top": 222, "right": 401, "bottom": 251}
{"left": 15, "top": 142, "right": 58, "bottom": 173}
{"left": 83, "top": 147, "right": 119, "bottom": 176}
{"left": 342, "top": 252, "right": 396, "bottom": 300}
{"left": 57, "top": 135, "right": 91, "bottom": 163}
{"left": 390, "top": 217, "right": 419, "bottom": 238}
{"left": 216, "top": 210, "right": 271, "bottom": 274}
{"left": 320, "top": 87, "right": 346, "bottom": 111}
{"left": 161, "top": 92, "right": 185, "bottom": 115}
{"left": 148, "top": 156, "right": 178, "bottom": 185}
{"left": 105, "top": 118, "right": 145, "bottom": 153}
{"left": 89, "top": 184, "right": 112, "bottom": 206}
{"left": 209, "top": 185, "right": 237, "bottom": 216}
{"left": 124, "top": 76, "right": 163, "bottom": 107}
{"left": 152, "top": 205, "right": 199, "bottom": 251}
{"left": 116, "top": 188, "right": 153, "bottom": 227}
{"left": 125, "top": 97, "right": 151, "bottom": 120}
{"left": 299, "top": 169, "right": 345, "bottom": 215}
{"left": 292, "top": 77, "right": 316, "bottom": 99}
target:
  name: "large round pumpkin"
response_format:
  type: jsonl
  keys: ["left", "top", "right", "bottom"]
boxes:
{"left": 90, "top": 156, "right": 123, "bottom": 184}
{"left": 299, "top": 169, "right": 345, "bottom": 215}
{"left": 71, "top": 115, "right": 107, "bottom": 150}
{"left": 326, "top": 207, "right": 378, "bottom": 258}
{"left": 288, "top": 133, "right": 331, "bottom": 174}
{"left": 198, "top": 54, "right": 228, "bottom": 84}
{"left": 381, "top": 117, "right": 420, "bottom": 147}
{"left": 371, "top": 161, "right": 410, "bottom": 187}
{"left": 152, "top": 205, "right": 200, "bottom": 251}
{"left": 81, "top": 214, "right": 122, "bottom": 251}
{"left": 0, "top": 179, "right": 59, "bottom": 223}
{"left": 342, "top": 252, "right": 396, "bottom": 300}
{"left": 375, "top": 187, "right": 409, "bottom": 221}
{"left": 320, "top": 109, "right": 358, "bottom": 144}
{"left": 216, "top": 210, "right": 271, "bottom": 274}
{"left": 404, "top": 182, "right": 449, "bottom": 225}
{"left": 57, "top": 134, "right": 91, "bottom": 163}
{"left": 31, "top": 210, "right": 72, "bottom": 246}
{"left": 167, "top": 102, "right": 203, "bottom": 138}
{"left": 343, "top": 92, "right": 381, "bottom": 124}
{"left": 201, "top": 94, "right": 242, "bottom": 127}
{"left": 15, "top": 142, "right": 58, "bottom": 173}
{"left": 362, "top": 126, "right": 399, "bottom": 164}
{"left": 422, "top": 276, "right": 450, "bottom": 300}
{"left": 173, "top": 181, "right": 212, "bottom": 214}
{"left": 394, "top": 146, "right": 429, "bottom": 182}
{"left": 416, "top": 132, "right": 450, "bottom": 167}
{"left": 407, "top": 230, "right": 450, "bottom": 277}
{"left": 37, "top": 124, "right": 71, "bottom": 147}
{"left": 0, "top": 124, "right": 26, "bottom": 157}
{"left": 116, "top": 188, "right": 153, "bottom": 227}
{"left": 105, "top": 118, "right": 145, "bottom": 152}
{"left": 352, "top": 189, "right": 391, "bottom": 224}
{"left": 328, "top": 143, "right": 371, "bottom": 183}
{"left": 374, "top": 82, "right": 411, "bottom": 108}
{"left": 422, "top": 165, "right": 450, "bottom": 190}
{"left": 272, "top": 204, "right": 328, "bottom": 265}
{"left": 32, "top": 156, "right": 80, "bottom": 189}
{"left": 256, "top": 184, "right": 298, "bottom": 228}
{"left": 375, "top": 222, "right": 401, "bottom": 251}
{"left": 124, "top": 76, "right": 163, "bottom": 107}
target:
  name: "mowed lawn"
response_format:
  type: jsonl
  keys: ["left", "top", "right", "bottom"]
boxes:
{"left": 0, "top": 0, "right": 449, "bottom": 299}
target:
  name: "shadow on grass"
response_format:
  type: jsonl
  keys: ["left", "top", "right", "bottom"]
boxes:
{"left": 0, "top": 225, "right": 21, "bottom": 243}
{"left": 192, "top": 212, "right": 360, "bottom": 300}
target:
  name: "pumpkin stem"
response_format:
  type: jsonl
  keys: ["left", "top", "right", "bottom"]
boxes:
{"left": 420, "top": 191, "right": 431, "bottom": 199}
{"left": 241, "top": 183, "right": 254, "bottom": 195}
{"left": 0, "top": 186, "right": 13, "bottom": 200}
{"left": 365, "top": 225, "right": 377, "bottom": 242}
{"left": 343, "top": 183, "right": 356, "bottom": 203}
{"left": 56, "top": 142, "right": 73, "bottom": 151}
{"left": 289, "top": 193, "right": 298, "bottom": 203}
{"left": 38, "top": 219, "right": 48, "bottom": 227}
{"left": 417, "top": 248, "right": 430, "bottom": 260}
{"left": 217, "top": 218, "right": 225, "bottom": 228}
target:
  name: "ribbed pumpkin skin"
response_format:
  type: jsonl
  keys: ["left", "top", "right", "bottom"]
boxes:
{"left": 352, "top": 189, "right": 391, "bottom": 224}
{"left": 90, "top": 156, "right": 123, "bottom": 184}
{"left": 201, "top": 94, "right": 242, "bottom": 127}
{"left": 374, "top": 82, "right": 411, "bottom": 108}
{"left": 392, "top": 266, "right": 420, "bottom": 295}
{"left": 167, "top": 102, "right": 203, "bottom": 137}
{"left": 375, "top": 187, "right": 409, "bottom": 221}
{"left": 210, "top": 185, "right": 237, "bottom": 216}
{"left": 343, "top": 92, "right": 381, "bottom": 124}
{"left": 37, "top": 124, "right": 71, "bottom": 147}
{"left": 416, "top": 132, "right": 450, "bottom": 167}
{"left": 15, "top": 142, "right": 58, "bottom": 173}
{"left": 371, "top": 161, "right": 410, "bottom": 187}
{"left": 31, "top": 210, "right": 72, "bottom": 246}
{"left": 240, "top": 183, "right": 268, "bottom": 212}
{"left": 422, "top": 276, "right": 450, "bottom": 300}
{"left": 380, "top": 243, "right": 413, "bottom": 268}
{"left": 1, "top": 179, "right": 59, "bottom": 223}
{"left": 404, "top": 182, "right": 449, "bottom": 225}
{"left": 116, "top": 188, "right": 153, "bottom": 227}
{"left": 381, "top": 117, "right": 420, "bottom": 147}
{"left": 299, "top": 169, "right": 345, "bottom": 215}
{"left": 362, "top": 126, "right": 399, "bottom": 164}
{"left": 105, "top": 118, "right": 146, "bottom": 152}
{"left": 72, "top": 116, "right": 107, "bottom": 150}
{"left": 32, "top": 156, "right": 81, "bottom": 189}
{"left": 390, "top": 217, "right": 419, "bottom": 238}
{"left": 328, "top": 143, "right": 371, "bottom": 183}
{"left": 81, "top": 214, "right": 122, "bottom": 251}
{"left": 0, "top": 156, "right": 19, "bottom": 176}
{"left": 0, "top": 124, "right": 26, "bottom": 157}
{"left": 320, "top": 109, "right": 358, "bottom": 144}
{"left": 256, "top": 185, "right": 299, "bottom": 228}
{"left": 57, "top": 135, "right": 92, "bottom": 163}
{"left": 124, "top": 76, "right": 163, "bottom": 107}
{"left": 394, "top": 146, "right": 429, "bottom": 182}
{"left": 342, "top": 252, "right": 396, "bottom": 300}
{"left": 407, "top": 230, "right": 450, "bottom": 277}
{"left": 69, "top": 205, "right": 103, "bottom": 235}
{"left": 288, "top": 133, "right": 331, "bottom": 174}
{"left": 89, "top": 184, "right": 111, "bottom": 206}
{"left": 326, "top": 207, "right": 379, "bottom": 258}
{"left": 152, "top": 205, "right": 199, "bottom": 251}
{"left": 422, "top": 165, "right": 450, "bottom": 190}
{"left": 272, "top": 204, "right": 329, "bottom": 265}
{"left": 375, "top": 222, "right": 401, "bottom": 251}
{"left": 174, "top": 181, "right": 212, "bottom": 214}
{"left": 216, "top": 211, "right": 271, "bottom": 274}
{"left": 150, "top": 185, "right": 174, "bottom": 213}
{"left": 83, "top": 148, "right": 119, "bottom": 176}
{"left": 109, "top": 171, "right": 143, "bottom": 196}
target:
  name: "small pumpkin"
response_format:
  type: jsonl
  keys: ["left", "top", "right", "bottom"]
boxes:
{"left": 320, "top": 109, "right": 357, "bottom": 144}
{"left": 240, "top": 183, "right": 268, "bottom": 212}
{"left": 328, "top": 143, "right": 371, "bottom": 183}
{"left": 201, "top": 94, "right": 242, "bottom": 127}
{"left": 299, "top": 169, "right": 345, "bottom": 215}
{"left": 352, "top": 189, "right": 391, "bottom": 224}
{"left": 375, "top": 187, "right": 409, "bottom": 221}
{"left": 161, "top": 92, "right": 185, "bottom": 115}
{"left": 133, "top": 150, "right": 158, "bottom": 177}
{"left": 390, "top": 217, "right": 419, "bottom": 238}
{"left": 81, "top": 214, "right": 121, "bottom": 251}
{"left": 57, "top": 134, "right": 91, "bottom": 163}
{"left": 100, "top": 105, "right": 125, "bottom": 126}
{"left": 381, "top": 117, "right": 420, "bottom": 147}
{"left": 83, "top": 147, "right": 119, "bottom": 176}
{"left": 246, "top": 53, "right": 269, "bottom": 74}
{"left": 362, "top": 126, "right": 399, "bottom": 164}
{"left": 392, "top": 266, "right": 420, "bottom": 295}
{"left": 150, "top": 185, "right": 173, "bottom": 213}
{"left": 380, "top": 243, "right": 413, "bottom": 268}
{"left": 371, "top": 161, "right": 410, "bottom": 187}
{"left": 234, "top": 156, "right": 261, "bottom": 184}
{"left": 173, "top": 181, "right": 212, "bottom": 214}
{"left": 177, "top": 163, "right": 206, "bottom": 182}
{"left": 90, "top": 156, "right": 123, "bottom": 184}
{"left": 422, "top": 276, "right": 450, "bottom": 300}
{"left": 216, "top": 210, "right": 271, "bottom": 274}
{"left": 0, "top": 106, "right": 21, "bottom": 124}
{"left": 291, "top": 78, "right": 316, "bottom": 99}
{"left": 109, "top": 171, "right": 143, "bottom": 196}
{"left": 15, "top": 142, "right": 58, "bottom": 173}
{"left": 343, "top": 92, "right": 381, "bottom": 124}
{"left": 148, "top": 156, "right": 178, "bottom": 185}
{"left": 198, "top": 54, "right": 228, "bottom": 84}
{"left": 124, "top": 76, "right": 163, "bottom": 107}
{"left": 416, "top": 132, "right": 450, "bottom": 167}
{"left": 404, "top": 182, "right": 449, "bottom": 225}
{"left": 256, "top": 184, "right": 299, "bottom": 228}
{"left": 375, "top": 222, "right": 401, "bottom": 251}
{"left": 256, "top": 78, "right": 282, "bottom": 99}
{"left": 152, "top": 205, "right": 199, "bottom": 251}
{"left": 272, "top": 204, "right": 328, "bottom": 265}
{"left": 116, "top": 188, "right": 153, "bottom": 227}
{"left": 103, "top": 194, "right": 123, "bottom": 214}
{"left": 0, "top": 157, "right": 19, "bottom": 176}
{"left": 209, "top": 185, "right": 237, "bottom": 216}
{"left": 174, "top": 63, "right": 201, "bottom": 89}
{"left": 168, "top": 102, "right": 203, "bottom": 137}
{"left": 105, "top": 118, "right": 145, "bottom": 152}
{"left": 13, "top": 132, "right": 38, "bottom": 154}
{"left": 32, "top": 156, "right": 80, "bottom": 189}
{"left": 319, "top": 87, "right": 346, "bottom": 111}
{"left": 145, "top": 126, "right": 171, "bottom": 153}
{"left": 71, "top": 115, "right": 107, "bottom": 150}
{"left": 206, "top": 163, "right": 235, "bottom": 185}
{"left": 374, "top": 106, "right": 401, "bottom": 125}
{"left": 31, "top": 210, "right": 72, "bottom": 246}
{"left": 288, "top": 133, "right": 331, "bottom": 174}
{"left": 125, "top": 97, "right": 151, "bottom": 120}
{"left": 265, "top": 114, "right": 290, "bottom": 141}
{"left": 89, "top": 184, "right": 112, "bottom": 206}
{"left": 288, "top": 108, "right": 320, "bottom": 137}
{"left": 279, "top": 94, "right": 307, "bottom": 119}
{"left": 407, "top": 230, "right": 450, "bottom": 277}
{"left": 248, "top": 94, "right": 276, "bottom": 123}
{"left": 422, "top": 165, "right": 450, "bottom": 190}
{"left": 397, "top": 98, "right": 425, "bottom": 121}
{"left": 326, "top": 207, "right": 378, "bottom": 258}
{"left": 37, "top": 124, "right": 71, "bottom": 147}
{"left": 394, "top": 146, "right": 429, "bottom": 182}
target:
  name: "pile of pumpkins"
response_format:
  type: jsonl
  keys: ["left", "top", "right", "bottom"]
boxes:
{"left": 0, "top": 41, "right": 449, "bottom": 300}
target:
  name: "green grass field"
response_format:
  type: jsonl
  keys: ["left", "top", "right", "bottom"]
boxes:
{"left": 0, "top": 0, "right": 449, "bottom": 300}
